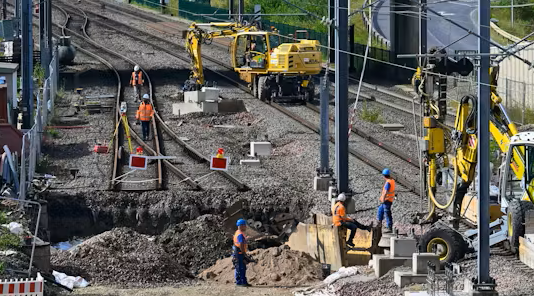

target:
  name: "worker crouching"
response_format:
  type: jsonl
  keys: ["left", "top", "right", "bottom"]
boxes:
{"left": 136, "top": 94, "right": 154, "bottom": 141}
{"left": 332, "top": 193, "right": 371, "bottom": 248}
{"left": 233, "top": 219, "right": 255, "bottom": 287}
{"left": 377, "top": 168, "right": 395, "bottom": 233}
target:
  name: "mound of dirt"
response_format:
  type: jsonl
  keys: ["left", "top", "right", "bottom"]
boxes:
{"left": 51, "top": 228, "right": 193, "bottom": 288}
{"left": 199, "top": 245, "right": 323, "bottom": 286}
{"left": 157, "top": 214, "right": 232, "bottom": 274}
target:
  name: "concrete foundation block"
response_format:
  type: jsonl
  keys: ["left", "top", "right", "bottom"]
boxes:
{"left": 313, "top": 176, "right": 332, "bottom": 191}
{"left": 380, "top": 123, "right": 404, "bottom": 131}
{"left": 394, "top": 271, "right": 427, "bottom": 287}
{"left": 202, "top": 87, "right": 219, "bottom": 101}
{"left": 250, "top": 142, "right": 272, "bottom": 156}
{"left": 373, "top": 254, "right": 412, "bottom": 277}
{"left": 390, "top": 237, "right": 417, "bottom": 258}
{"left": 463, "top": 278, "right": 499, "bottom": 295}
{"left": 202, "top": 100, "right": 219, "bottom": 113}
{"left": 218, "top": 99, "right": 247, "bottom": 113}
{"left": 413, "top": 253, "right": 440, "bottom": 274}
{"left": 172, "top": 103, "right": 202, "bottom": 115}
{"left": 378, "top": 233, "right": 395, "bottom": 248}
{"left": 184, "top": 90, "right": 205, "bottom": 103}
{"left": 240, "top": 159, "right": 261, "bottom": 166}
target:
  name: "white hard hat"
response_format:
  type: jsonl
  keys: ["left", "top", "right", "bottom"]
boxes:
{"left": 337, "top": 193, "right": 346, "bottom": 202}
{"left": 134, "top": 65, "right": 140, "bottom": 72}
{"left": 142, "top": 94, "right": 149, "bottom": 99}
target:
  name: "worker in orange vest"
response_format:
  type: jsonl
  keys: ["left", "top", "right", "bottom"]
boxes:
{"left": 135, "top": 94, "right": 154, "bottom": 141}
{"left": 377, "top": 168, "right": 395, "bottom": 233}
{"left": 332, "top": 193, "right": 371, "bottom": 248}
{"left": 130, "top": 65, "right": 144, "bottom": 102}
{"left": 233, "top": 219, "right": 255, "bottom": 287}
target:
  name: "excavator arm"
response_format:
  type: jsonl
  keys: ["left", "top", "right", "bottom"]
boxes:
{"left": 183, "top": 22, "right": 253, "bottom": 91}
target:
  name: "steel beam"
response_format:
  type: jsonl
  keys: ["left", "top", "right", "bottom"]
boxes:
{"left": 476, "top": 0, "right": 493, "bottom": 289}
{"left": 21, "top": 0, "right": 32, "bottom": 128}
{"left": 335, "top": 0, "right": 349, "bottom": 194}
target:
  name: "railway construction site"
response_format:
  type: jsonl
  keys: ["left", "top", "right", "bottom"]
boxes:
{"left": 1, "top": 0, "right": 534, "bottom": 295}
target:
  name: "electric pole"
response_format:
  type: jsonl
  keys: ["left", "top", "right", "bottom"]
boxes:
{"left": 21, "top": 0, "right": 33, "bottom": 129}
{"left": 334, "top": 0, "right": 349, "bottom": 194}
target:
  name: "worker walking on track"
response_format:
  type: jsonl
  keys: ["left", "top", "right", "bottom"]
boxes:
{"left": 135, "top": 94, "right": 154, "bottom": 141}
{"left": 377, "top": 168, "right": 395, "bottom": 233}
{"left": 130, "top": 65, "right": 144, "bottom": 102}
{"left": 233, "top": 219, "right": 251, "bottom": 287}
{"left": 332, "top": 193, "right": 371, "bottom": 248}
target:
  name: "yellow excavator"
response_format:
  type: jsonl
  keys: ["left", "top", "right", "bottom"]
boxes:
{"left": 413, "top": 50, "right": 534, "bottom": 263}
{"left": 183, "top": 22, "right": 322, "bottom": 102}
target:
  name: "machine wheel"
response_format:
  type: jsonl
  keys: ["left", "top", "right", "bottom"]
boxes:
{"left": 258, "top": 76, "right": 270, "bottom": 102}
{"left": 419, "top": 225, "right": 467, "bottom": 263}
{"left": 305, "top": 83, "right": 315, "bottom": 102}
{"left": 252, "top": 77, "right": 258, "bottom": 98}
{"left": 507, "top": 199, "right": 534, "bottom": 253}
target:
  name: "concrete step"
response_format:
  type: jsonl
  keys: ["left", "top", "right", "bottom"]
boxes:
{"left": 373, "top": 254, "right": 412, "bottom": 277}
{"left": 394, "top": 271, "right": 427, "bottom": 287}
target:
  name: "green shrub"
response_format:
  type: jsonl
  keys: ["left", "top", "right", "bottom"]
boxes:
{"left": 360, "top": 101, "right": 384, "bottom": 123}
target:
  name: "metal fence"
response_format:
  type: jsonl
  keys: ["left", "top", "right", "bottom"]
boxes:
{"left": 18, "top": 49, "right": 58, "bottom": 201}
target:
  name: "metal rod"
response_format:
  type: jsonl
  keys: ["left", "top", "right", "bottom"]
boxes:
{"left": 195, "top": 13, "right": 308, "bottom": 16}
{"left": 320, "top": 76, "right": 329, "bottom": 171}
{"left": 335, "top": 0, "right": 349, "bottom": 194}
{"left": 397, "top": 53, "right": 511, "bottom": 58}
{"left": 419, "top": 0, "right": 427, "bottom": 65}
{"left": 477, "top": 0, "right": 491, "bottom": 285}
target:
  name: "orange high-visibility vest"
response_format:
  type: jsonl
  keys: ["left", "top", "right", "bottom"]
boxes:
{"left": 332, "top": 201, "right": 349, "bottom": 227}
{"left": 380, "top": 179, "right": 396, "bottom": 203}
{"left": 135, "top": 103, "right": 154, "bottom": 121}
{"left": 233, "top": 229, "right": 247, "bottom": 254}
{"left": 130, "top": 72, "right": 143, "bottom": 86}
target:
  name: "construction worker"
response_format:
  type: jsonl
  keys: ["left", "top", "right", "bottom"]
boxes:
{"left": 332, "top": 193, "right": 371, "bottom": 248}
{"left": 135, "top": 94, "right": 154, "bottom": 141}
{"left": 233, "top": 219, "right": 251, "bottom": 287}
{"left": 377, "top": 168, "right": 395, "bottom": 233}
{"left": 130, "top": 65, "right": 144, "bottom": 102}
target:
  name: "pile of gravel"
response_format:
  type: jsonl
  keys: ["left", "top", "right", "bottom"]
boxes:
{"left": 51, "top": 228, "right": 193, "bottom": 287}
{"left": 157, "top": 214, "right": 232, "bottom": 274}
{"left": 199, "top": 245, "right": 323, "bottom": 286}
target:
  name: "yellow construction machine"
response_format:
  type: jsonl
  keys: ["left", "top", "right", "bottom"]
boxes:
{"left": 183, "top": 22, "right": 322, "bottom": 102}
{"left": 413, "top": 50, "right": 534, "bottom": 263}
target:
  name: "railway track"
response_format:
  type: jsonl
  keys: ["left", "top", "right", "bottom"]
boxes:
{"left": 12, "top": 1, "right": 249, "bottom": 192}
{"left": 53, "top": 2, "right": 421, "bottom": 195}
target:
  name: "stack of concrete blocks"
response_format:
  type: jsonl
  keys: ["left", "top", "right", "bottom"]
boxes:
{"left": 371, "top": 236, "right": 417, "bottom": 278}
{"left": 201, "top": 87, "right": 220, "bottom": 113}
{"left": 394, "top": 252, "right": 440, "bottom": 287}
{"left": 240, "top": 142, "right": 272, "bottom": 166}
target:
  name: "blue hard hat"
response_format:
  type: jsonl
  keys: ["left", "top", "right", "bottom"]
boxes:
{"left": 382, "top": 168, "right": 390, "bottom": 176}
{"left": 236, "top": 219, "right": 247, "bottom": 226}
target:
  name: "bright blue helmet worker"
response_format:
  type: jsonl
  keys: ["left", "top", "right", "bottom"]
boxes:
{"left": 382, "top": 168, "right": 390, "bottom": 176}
{"left": 236, "top": 219, "right": 247, "bottom": 227}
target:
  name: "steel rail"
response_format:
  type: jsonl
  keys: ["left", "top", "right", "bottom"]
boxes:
{"left": 57, "top": 2, "right": 250, "bottom": 191}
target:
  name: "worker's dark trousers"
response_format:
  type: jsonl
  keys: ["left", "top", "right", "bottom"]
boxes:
{"left": 341, "top": 221, "right": 367, "bottom": 243}
{"left": 377, "top": 201, "right": 393, "bottom": 229}
{"left": 141, "top": 120, "right": 150, "bottom": 140}
{"left": 233, "top": 253, "right": 247, "bottom": 285}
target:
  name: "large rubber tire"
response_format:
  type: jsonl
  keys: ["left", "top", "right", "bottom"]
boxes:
{"left": 305, "top": 83, "right": 315, "bottom": 103}
{"left": 419, "top": 225, "right": 467, "bottom": 263}
{"left": 258, "top": 76, "right": 270, "bottom": 102}
{"left": 507, "top": 199, "right": 534, "bottom": 253}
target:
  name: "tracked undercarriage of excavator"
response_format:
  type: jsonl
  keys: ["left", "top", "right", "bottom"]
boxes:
{"left": 413, "top": 48, "right": 534, "bottom": 263}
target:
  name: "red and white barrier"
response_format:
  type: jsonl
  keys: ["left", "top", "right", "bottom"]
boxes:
{"left": 0, "top": 275, "right": 44, "bottom": 296}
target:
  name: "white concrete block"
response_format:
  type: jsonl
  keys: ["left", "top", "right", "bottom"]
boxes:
{"left": 240, "top": 159, "right": 261, "bottom": 166}
{"left": 250, "top": 142, "right": 272, "bottom": 156}
{"left": 184, "top": 90, "right": 205, "bottom": 103}
{"left": 172, "top": 103, "right": 202, "bottom": 115}
{"left": 313, "top": 176, "right": 332, "bottom": 191}
{"left": 202, "top": 100, "right": 219, "bottom": 113}
{"left": 202, "top": 87, "right": 220, "bottom": 101}
{"left": 412, "top": 253, "right": 440, "bottom": 274}
{"left": 394, "top": 271, "right": 427, "bottom": 288}
{"left": 390, "top": 237, "right": 417, "bottom": 258}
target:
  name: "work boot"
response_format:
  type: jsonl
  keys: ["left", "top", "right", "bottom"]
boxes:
{"left": 384, "top": 227, "right": 393, "bottom": 233}
{"left": 346, "top": 241, "right": 355, "bottom": 247}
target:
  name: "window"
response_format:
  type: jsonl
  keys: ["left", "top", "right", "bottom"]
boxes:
{"left": 235, "top": 35, "right": 247, "bottom": 67}
{"left": 269, "top": 34, "right": 280, "bottom": 50}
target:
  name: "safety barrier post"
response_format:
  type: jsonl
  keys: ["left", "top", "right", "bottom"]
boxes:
{"left": 0, "top": 276, "right": 44, "bottom": 295}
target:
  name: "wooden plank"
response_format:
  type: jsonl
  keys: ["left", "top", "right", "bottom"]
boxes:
{"left": 307, "top": 223, "right": 320, "bottom": 262}
{"left": 519, "top": 236, "right": 534, "bottom": 270}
